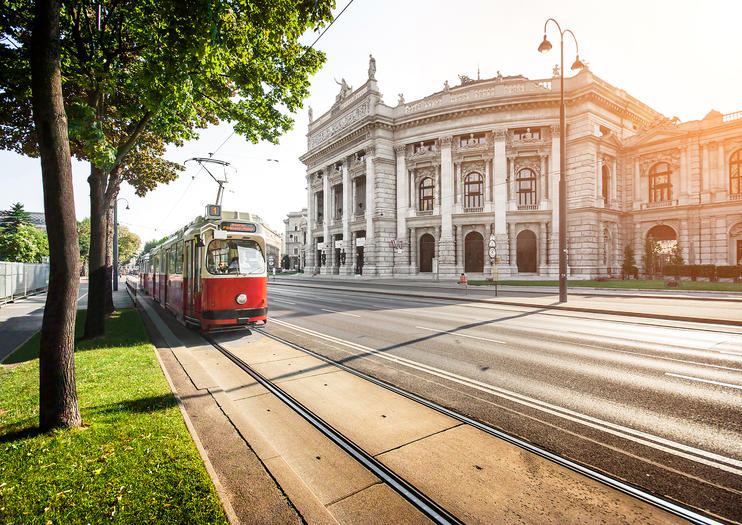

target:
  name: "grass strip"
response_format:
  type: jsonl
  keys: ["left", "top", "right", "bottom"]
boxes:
{"left": 0, "top": 309, "right": 228, "bottom": 524}
{"left": 467, "top": 279, "right": 742, "bottom": 291}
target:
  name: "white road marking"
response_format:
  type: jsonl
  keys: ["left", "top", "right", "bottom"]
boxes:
{"left": 271, "top": 298, "right": 296, "bottom": 305}
{"left": 77, "top": 292, "right": 88, "bottom": 302}
{"left": 416, "top": 326, "right": 505, "bottom": 345}
{"left": 271, "top": 317, "right": 742, "bottom": 476}
{"left": 720, "top": 351, "right": 742, "bottom": 357}
{"left": 665, "top": 372, "right": 742, "bottom": 391}
{"left": 321, "top": 308, "right": 360, "bottom": 318}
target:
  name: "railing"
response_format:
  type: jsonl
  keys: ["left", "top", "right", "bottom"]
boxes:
{"left": 641, "top": 199, "right": 678, "bottom": 209}
{"left": 1, "top": 262, "right": 50, "bottom": 304}
{"left": 464, "top": 207, "right": 484, "bottom": 213}
{"left": 517, "top": 204, "right": 539, "bottom": 211}
{"left": 417, "top": 210, "right": 434, "bottom": 216}
{"left": 722, "top": 111, "right": 742, "bottom": 122}
{"left": 353, "top": 213, "right": 365, "bottom": 221}
{"left": 730, "top": 193, "right": 742, "bottom": 201}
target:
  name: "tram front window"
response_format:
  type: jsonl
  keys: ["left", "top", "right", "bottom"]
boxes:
{"left": 207, "top": 239, "right": 265, "bottom": 275}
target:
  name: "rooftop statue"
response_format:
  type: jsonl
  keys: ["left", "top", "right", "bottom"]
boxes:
{"left": 335, "top": 78, "right": 352, "bottom": 102}
{"left": 368, "top": 54, "right": 376, "bottom": 80}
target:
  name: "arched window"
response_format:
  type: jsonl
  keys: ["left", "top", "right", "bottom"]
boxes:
{"left": 517, "top": 169, "right": 536, "bottom": 206}
{"left": 464, "top": 173, "right": 483, "bottom": 209}
{"left": 601, "top": 164, "right": 610, "bottom": 203}
{"left": 419, "top": 177, "right": 434, "bottom": 211}
{"left": 649, "top": 163, "right": 672, "bottom": 202}
{"left": 731, "top": 150, "right": 742, "bottom": 195}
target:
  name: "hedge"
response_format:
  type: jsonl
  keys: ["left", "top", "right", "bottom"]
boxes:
{"left": 717, "top": 265, "right": 742, "bottom": 279}
{"left": 662, "top": 264, "right": 718, "bottom": 279}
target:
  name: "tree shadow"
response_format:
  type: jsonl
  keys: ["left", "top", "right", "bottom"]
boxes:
{"left": 84, "top": 394, "right": 178, "bottom": 416}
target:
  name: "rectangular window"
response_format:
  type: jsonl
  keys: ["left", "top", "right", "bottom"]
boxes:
{"left": 176, "top": 242, "right": 183, "bottom": 274}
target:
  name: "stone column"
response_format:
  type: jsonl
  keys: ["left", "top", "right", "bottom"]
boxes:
{"left": 702, "top": 144, "right": 710, "bottom": 200}
{"left": 540, "top": 155, "right": 548, "bottom": 205}
{"left": 633, "top": 158, "right": 641, "bottom": 207}
{"left": 454, "top": 225, "right": 463, "bottom": 274}
{"left": 485, "top": 159, "right": 492, "bottom": 203}
{"left": 717, "top": 142, "right": 726, "bottom": 192}
{"left": 342, "top": 161, "right": 353, "bottom": 275}
{"left": 549, "top": 124, "right": 561, "bottom": 271}
{"left": 439, "top": 136, "right": 455, "bottom": 276}
{"left": 680, "top": 142, "right": 689, "bottom": 198}
{"left": 365, "top": 148, "right": 376, "bottom": 275}
{"left": 611, "top": 158, "right": 618, "bottom": 202}
{"left": 508, "top": 222, "right": 515, "bottom": 267}
{"left": 322, "top": 172, "right": 331, "bottom": 274}
{"left": 395, "top": 144, "right": 410, "bottom": 273}
{"left": 409, "top": 227, "right": 417, "bottom": 274}
{"left": 493, "top": 129, "right": 510, "bottom": 273}
{"left": 305, "top": 175, "right": 315, "bottom": 271}
{"left": 539, "top": 221, "right": 547, "bottom": 272}
{"left": 596, "top": 153, "right": 603, "bottom": 205}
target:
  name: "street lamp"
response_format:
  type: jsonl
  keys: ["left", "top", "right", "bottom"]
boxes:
{"left": 538, "top": 18, "right": 584, "bottom": 303}
{"left": 113, "top": 197, "right": 130, "bottom": 291}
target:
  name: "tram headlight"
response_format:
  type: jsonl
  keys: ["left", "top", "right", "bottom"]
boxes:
{"left": 235, "top": 293, "right": 247, "bottom": 305}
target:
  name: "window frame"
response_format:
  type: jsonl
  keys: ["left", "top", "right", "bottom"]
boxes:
{"left": 205, "top": 238, "right": 266, "bottom": 276}
{"left": 517, "top": 168, "right": 537, "bottom": 206}
{"left": 464, "top": 172, "right": 484, "bottom": 208}
{"left": 419, "top": 177, "right": 434, "bottom": 211}
{"left": 731, "top": 149, "right": 742, "bottom": 195}
{"left": 649, "top": 162, "right": 672, "bottom": 203}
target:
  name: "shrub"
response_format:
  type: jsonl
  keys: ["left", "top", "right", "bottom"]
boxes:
{"left": 663, "top": 264, "right": 683, "bottom": 277}
{"left": 689, "top": 264, "right": 716, "bottom": 280}
{"left": 717, "top": 265, "right": 742, "bottom": 279}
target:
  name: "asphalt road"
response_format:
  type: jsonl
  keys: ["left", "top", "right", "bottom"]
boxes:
{"left": 264, "top": 282, "right": 742, "bottom": 524}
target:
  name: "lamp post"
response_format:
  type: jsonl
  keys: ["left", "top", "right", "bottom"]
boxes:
{"left": 538, "top": 19, "right": 585, "bottom": 303}
{"left": 113, "top": 198, "right": 130, "bottom": 291}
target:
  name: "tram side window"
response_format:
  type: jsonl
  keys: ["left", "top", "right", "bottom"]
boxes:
{"left": 206, "top": 239, "right": 265, "bottom": 275}
{"left": 176, "top": 242, "right": 183, "bottom": 274}
{"left": 168, "top": 249, "right": 176, "bottom": 274}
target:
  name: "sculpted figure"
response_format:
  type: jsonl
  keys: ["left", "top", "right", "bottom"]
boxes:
{"left": 308, "top": 106, "right": 313, "bottom": 122}
{"left": 368, "top": 54, "right": 376, "bottom": 80}
{"left": 397, "top": 93, "right": 405, "bottom": 105}
{"left": 335, "top": 78, "right": 351, "bottom": 100}
{"left": 553, "top": 64, "right": 560, "bottom": 77}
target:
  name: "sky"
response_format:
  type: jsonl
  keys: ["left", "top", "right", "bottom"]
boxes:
{"left": 1, "top": 0, "right": 740, "bottom": 245}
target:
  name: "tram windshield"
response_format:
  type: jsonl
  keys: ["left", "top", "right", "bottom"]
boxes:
{"left": 206, "top": 239, "right": 265, "bottom": 275}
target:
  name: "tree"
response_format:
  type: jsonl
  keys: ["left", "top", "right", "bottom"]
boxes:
{"left": 281, "top": 254, "right": 290, "bottom": 269}
{"left": 642, "top": 237, "right": 659, "bottom": 277}
{"left": 30, "top": 0, "right": 82, "bottom": 430}
{"left": 1, "top": 0, "right": 334, "bottom": 339}
{"left": 0, "top": 223, "right": 48, "bottom": 262}
{"left": 142, "top": 236, "right": 168, "bottom": 254}
{"left": 621, "top": 243, "right": 637, "bottom": 280}
{"left": 77, "top": 217, "right": 90, "bottom": 272}
{"left": 0, "top": 202, "right": 33, "bottom": 233}
{"left": 117, "top": 225, "right": 141, "bottom": 264}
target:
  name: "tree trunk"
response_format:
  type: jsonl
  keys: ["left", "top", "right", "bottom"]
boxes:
{"left": 104, "top": 204, "right": 114, "bottom": 314}
{"left": 84, "top": 166, "right": 107, "bottom": 338}
{"left": 30, "top": 0, "right": 82, "bottom": 430}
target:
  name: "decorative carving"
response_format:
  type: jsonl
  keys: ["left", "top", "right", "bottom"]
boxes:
{"left": 460, "top": 160, "right": 486, "bottom": 179}
{"left": 494, "top": 129, "right": 506, "bottom": 141}
{"left": 368, "top": 54, "right": 376, "bottom": 80}
{"left": 724, "top": 137, "right": 742, "bottom": 156}
{"left": 514, "top": 157, "right": 541, "bottom": 174}
{"left": 639, "top": 149, "right": 681, "bottom": 175}
{"left": 393, "top": 144, "right": 406, "bottom": 154}
{"left": 550, "top": 124, "right": 560, "bottom": 137}
{"left": 308, "top": 101, "right": 370, "bottom": 149}
{"left": 458, "top": 74, "right": 475, "bottom": 86}
{"left": 440, "top": 136, "right": 453, "bottom": 147}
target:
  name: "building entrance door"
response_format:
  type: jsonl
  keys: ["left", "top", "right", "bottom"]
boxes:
{"left": 516, "top": 230, "right": 537, "bottom": 272}
{"left": 356, "top": 246, "right": 364, "bottom": 274}
{"left": 464, "top": 231, "right": 484, "bottom": 272}
{"left": 419, "top": 233, "right": 435, "bottom": 273}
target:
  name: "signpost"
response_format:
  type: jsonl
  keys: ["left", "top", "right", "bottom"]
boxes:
{"left": 488, "top": 234, "right": 498, "bottom": 297}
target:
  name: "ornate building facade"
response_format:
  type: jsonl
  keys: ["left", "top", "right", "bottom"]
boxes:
{"left": 300, "top": 60, "right": 742, "bottom": 279}
{"left": 283, "top": 208, "right": 307, "bottom": 270}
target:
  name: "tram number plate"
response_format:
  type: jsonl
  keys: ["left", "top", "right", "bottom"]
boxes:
{"left": 221, "top": 222, "right": 257, "bottom": 232}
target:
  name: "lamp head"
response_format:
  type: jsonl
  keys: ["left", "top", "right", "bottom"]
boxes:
{"left": 538, "top": 34, "right": 552, "bottom": 53}
{"left": 125, "top": 204, "right": 130, "bottom": 210}
{"left": 571, "top": 55, "right": 585, "bottom": 71}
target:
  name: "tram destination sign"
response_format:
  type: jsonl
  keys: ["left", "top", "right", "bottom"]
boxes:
{"left": 220, "top": 222, "right": 257, "bottom": 233}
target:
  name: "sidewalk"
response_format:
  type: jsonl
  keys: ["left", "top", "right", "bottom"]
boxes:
{"left": 0, "top": 280, "right": 134, "bottom": 364}
{"left": 269, "top": 275, "right": 742, "bottom": 326}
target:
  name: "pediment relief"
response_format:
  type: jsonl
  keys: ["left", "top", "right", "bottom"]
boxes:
{"left": 460, "top": 160, "right": 486, "bottom": 180}
{"left": 514, "top": 157, "right": 541, "bottom": 174}
{"left": 730, "top": 222, "right": 742, "bottom": 236}
{"left": 413, "top": 167, "right": 436, "bottom": 182}
{"left": 724, "top": 137, "right": 742, "bottom": 156}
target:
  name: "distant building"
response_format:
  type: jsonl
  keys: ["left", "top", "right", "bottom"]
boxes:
{"left": 300, "top": 60, "right": 742, "bottom": 278}
{"left": 283, "top": 209, "right": 307, "bottom": 270}
{"left": 0, "top": 211, "right": 46, "bottom": 231}
{"left": 262, "top": 222, "right": 282, "bottom": 270}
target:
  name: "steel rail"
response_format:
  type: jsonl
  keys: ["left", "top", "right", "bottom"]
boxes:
{"left": 254, "top": 328, "right": 724, "bottom": 525}
{"left": 203, "top": 334, "right": 464, "bottom": 525}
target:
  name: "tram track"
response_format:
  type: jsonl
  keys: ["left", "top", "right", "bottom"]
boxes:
{"left": 234, "top": 327, "right": 723, "bottom": 525}
{"left": 203, "top": 332, "right": 464, "bottom": 525}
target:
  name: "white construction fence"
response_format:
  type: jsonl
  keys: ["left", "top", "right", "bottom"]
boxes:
{"left": 0, "top": 262, "right": 50, "bottom": 304}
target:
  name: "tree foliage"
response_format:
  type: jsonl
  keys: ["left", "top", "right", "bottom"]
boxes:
{"left": 117, "top": 225, "right": 140, "bottom": 264}
{"left": 77, "top": 217, "right": 90, "bottom": 265}
{"left": 0, "top": 223, "right": 48, "bottom": 262}
{"left": 1, "top": 202, "right": 33, "bottom": 233}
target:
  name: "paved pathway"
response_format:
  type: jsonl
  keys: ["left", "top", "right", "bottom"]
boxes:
{"left": 0, "top": 279, "right": 134, "bottom": 363}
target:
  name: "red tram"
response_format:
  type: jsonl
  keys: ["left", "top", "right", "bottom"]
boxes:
{"left": 138, "top": 208, "right": 267, "bottom": 331}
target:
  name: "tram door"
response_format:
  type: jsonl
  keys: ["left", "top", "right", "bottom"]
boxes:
{"left": 164, "top": 248, "right": 170, "bottom": 306}
{"left": 184, "top": 240, "right": 193, "bottom": 317}
{"left": 193, "top": 243, "right": 202, "bottom": 315}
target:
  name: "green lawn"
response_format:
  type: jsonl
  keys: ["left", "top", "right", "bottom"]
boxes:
{"left": 0, "top": 309, "right": 228, "bottom": 524}
{"left": 467, "top": 279, "right": 742, "bottom": 292}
